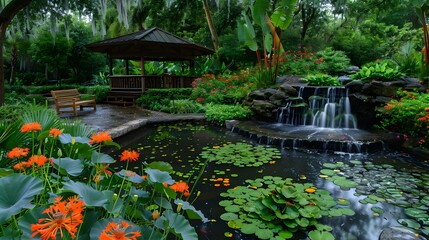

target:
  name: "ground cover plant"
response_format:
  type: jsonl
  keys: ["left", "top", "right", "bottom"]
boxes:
{"left": 350, "top": 62, "right": 404, "bottom": 82}
{"left": 204, "top": 104, "right": 253, "bottom": 126}
{"left": 377, "top": 90, "right": 429, "bottom": 148}
{"left": 302, "top": 74, "right": 341, "bottom": 86}
{"left": 0, "top": 107, "right": 207, "bottom": 240}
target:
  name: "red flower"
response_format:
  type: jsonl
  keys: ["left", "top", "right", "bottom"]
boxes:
{"left": 31, "top": 196, "right": 85, "bottom": 240}
{"left": 49, "top": 128, "right": 63, "bottom": 138}
{"left": 89, "top": 131, "right": 112, "bottom": 145}
{"left": 170, "top": 181, "right": 190, "bottom": 197}
{"left": 99, "top": 221, "right": 141, "bottom": 240}
{"left": 28, "top": 155, "right": 49, "bottom": 167}
{"left": 21, "top": 122, "right": 42, "bottom": 133}
{"left": 7, "top": 147, "right": 30, "bottom": 159}
{"left": 119, "top": 150, "right": 139, "bottom": 162}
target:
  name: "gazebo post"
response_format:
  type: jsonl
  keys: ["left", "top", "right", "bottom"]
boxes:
{"left": 125, "top": 60, "right": 129, "bottom": 75}
{"left": 141, "top": 56, "right": 145, "bottom": 93}
{"left": 109, "top": 57, "right": 113, "bottom": 75}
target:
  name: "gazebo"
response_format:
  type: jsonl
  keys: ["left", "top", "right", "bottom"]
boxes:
{"left": 86, "top": 27, "right": 214, "bottom": 102}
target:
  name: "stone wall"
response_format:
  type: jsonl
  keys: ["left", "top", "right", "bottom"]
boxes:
{"left": 244, "top": 76, "right": 427, "bottom": 129}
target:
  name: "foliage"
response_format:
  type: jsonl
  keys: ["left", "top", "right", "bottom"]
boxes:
{"left": 204, "top": 104, "right": 253, "bottom": 125}
{"left": 377, "top": 90, "right": 429, "bottom": 148}
{"left": 219, "top": 176, "right": 354, "bottom": 240}
{"left": 0, "top": 107, "right": 207, "bottom": 239}
{"left": 191, "top": 70, "right": 254, "bottom": 104}
{"left": 278, "top": 47, "right": 326, "bottom": 76}
{"left": 302, "top": 74, "right": 340, "bottom": 86}
{"left": 136, "top": 88, "right": 193, "bottom": 110}
{"left": 84, "top": 85, "right": 111, "bottom": 102}
{"left": 351, "top": 62, "right": 404, "bottom": 82}
{"left": 392, "top": 42, "right": 419, "bottom": 77}
{"left": 315, "top": 47, "right": 351, "bottom": 74}
{"left": 159, "top": 100, "right": 205, "bottom": 114}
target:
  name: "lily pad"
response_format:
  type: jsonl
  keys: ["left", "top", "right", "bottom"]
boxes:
{"left": 398, "top": 218, "right": 421, "bottom": 229}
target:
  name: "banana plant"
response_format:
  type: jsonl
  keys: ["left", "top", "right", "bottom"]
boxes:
{"left": 237, "top": 0, "right": 298, "bottom": 87}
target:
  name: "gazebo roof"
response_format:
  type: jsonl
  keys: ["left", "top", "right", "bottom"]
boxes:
{"left": 86, "top": 27, "right": 214, "bottom": 61}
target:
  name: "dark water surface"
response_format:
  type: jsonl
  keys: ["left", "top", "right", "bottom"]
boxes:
{"left": 112, "top": 122, "right": 427, "bottom": 240}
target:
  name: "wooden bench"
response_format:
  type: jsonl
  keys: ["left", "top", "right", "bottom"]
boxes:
{"left": 51, "top": 89, "right": 96, "bottom": 116}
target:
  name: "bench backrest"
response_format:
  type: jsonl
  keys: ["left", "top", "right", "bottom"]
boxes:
{"left": 51, "top": 89, "right": 81, "bottom": 103}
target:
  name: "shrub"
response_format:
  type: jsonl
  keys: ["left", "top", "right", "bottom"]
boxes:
{"left": 136, "top": 88, "right": 192, "bottom": 110}
{"left": 377, "top": 90, "right": 429, "bottom": 148}
{"left": 278, "top": 47, "right": 325, "bottom": 76}
{"left": 205, "top": 104, "right": 253, "bottom": 125}
{"left": 350, "top": 62, "right": 404, "bottom": 82}
{"left": 316, "top": 47, "right": 351, "bottom": 74}
{"left": 302, "top": 74, "right": 341, "bottom": 86}
{"left": 84, "top": 85, "right": 110, "bottom": 102}
{"left": 191, "top": 71, "right": 254, "bottom": 104}
{"left": 160, "top": 100, "right": 205, "bottom": 114}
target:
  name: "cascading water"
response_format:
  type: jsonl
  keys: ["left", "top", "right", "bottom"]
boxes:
{"left": 231, "top": 86, "right": 390, "bottom": 153}
{"left": 277, "top": 86, "right": 357, "bottom": 129}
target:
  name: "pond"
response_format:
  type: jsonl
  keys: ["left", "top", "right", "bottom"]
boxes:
{"left": 111, "top": 121, "right": 429, "bottom": 240}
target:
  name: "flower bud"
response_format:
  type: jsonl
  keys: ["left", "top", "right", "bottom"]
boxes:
{"left": 177, "top": 202, "right": 183, "bottom": 213}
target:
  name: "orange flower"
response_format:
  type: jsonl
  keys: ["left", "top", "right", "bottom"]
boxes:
{"left": 21, "top": 122, "right": 42, "bottom": 133}
{"left": 93, "top": 164, "right": 112, "bottom": 183}
{"left": 7, "top": 147, "right": 30, "bottom": 159}
{"left": 119, "top": 150, "right": 139, "bottom": 162}
{"left": 99, "top": 221, "right": 141, "bottom": 240}
{"left": 13, "top": 162, "right": 29, "bottom": 171}
{"left": 31, "top": 196, "right": 85, "bottom": 240}
{"left": 89, "top": 131, "right": 112, "bottom": 145}
{"left": 49, "top": 128, "right": 63, "bottom": 138}
{"left": 28, "top": 155, "right": 49, "bottom": 167}
{"left": 152, "top": 210, "right": 160, "bottom": 220}
{"left": 170, "top": 182, "right": 190, "bottom": 197}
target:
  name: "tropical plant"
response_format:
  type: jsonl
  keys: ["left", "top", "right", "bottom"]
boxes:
{"left": 278, "top": 47, "right": 326, "bottom": 76}
{"left": 316, "top": 47, "right": 351, "bottom": 74}
{"left": 136, "top": 88, "right": 193, "bottom": 111}
{"left": 302, "top": 74, "right": 341, "bottom": 86}
{"left": 0, "top": 109, "right": 207, "bottom": 239}
{"left": 350, "top": 62, "right": 404, "bottom": 82}
{"left": 160, "top": 99, "right": 205, "bottom": 114}
{"left": 204, "top": 103, "right": 253, "bottom": 125}
{"left": 219, "top": 176, "right": 354, "bottom": 240}
{"left": 392, "top": 41, "right": 419, "bottom": 77}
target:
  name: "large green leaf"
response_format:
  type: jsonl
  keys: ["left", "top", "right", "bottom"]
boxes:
{"left": 155, "top": 210, "right": 198, "bottom": 240}
{"left": 62, "top": 180, "right": 108, "bottom": 207}
{"left": 91, "top": 151, "right": 115, "bottom": 164}
{"left": 19, "top": 206, "right": 46, "bottom": 239}
{"left": 0, "top": 174, "right": 43, "bottom": 224}
{"left": 174, "top": 199, "right": 209, "bottom": 222}
{"left": 59, "top": 133, "right": 90, "bottom": 145}
{"left": 145, "top": 161, "right": 173, "bottom": 173}
{"left": 253, "top": 0, "right": 270, "bottom": 27}
{"left": 51, "top": 157, "right": 84, "bottom": 177}
{"left": 271, "top": 0, "right": 298, "bottom": 30}
{"left": 308, "top": 230, "right": 335, "bottom": 240}
{"left": 146, "top": 169, "right": 174, "bottom": 185}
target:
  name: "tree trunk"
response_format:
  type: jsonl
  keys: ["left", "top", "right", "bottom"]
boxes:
{"left": 0, "top": 0, "right": 33, "bottom": 105}
{"left": 202, "top": 0, "right": 220, "bottom": 51}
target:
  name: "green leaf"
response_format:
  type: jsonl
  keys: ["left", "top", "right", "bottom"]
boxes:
{"left": 398, "top": 218, "right": 421, "bottom": 229}
{"left": 52, "top": 157, "right": 84, "bottom": 176}
{"left": 59, "top": 133, "right": 89, "bottom": 144}
{"left": 62, "top": 180, "right": 108, "bottom": 207}
{"left": 155, "top": 210, "right": 198, "bottom": 240}
{"left": 253, "top": 0, "right": 270, "bottom": 27}
{"left": 0, "top": 174, "right": 43, "bottom": 224}
{"left": 145, "top": 161, "right": 173, "bottom": 173}
{"left": 255, "top": 228, "right": 274, "bottom": 239}
{"left": 18, "top": 206, "right": 45, "bottom": 239}
{"left": 145, "top": 169, "right": 174, "bottom": 185}
{"left": 309, "top": 230, "right": 335, "bottom": 240}
{"left": 174, "top": 199, "right": 209, "bottom": 222}
{"left": 91, "top": 151, "right": 114, "bottom": 164}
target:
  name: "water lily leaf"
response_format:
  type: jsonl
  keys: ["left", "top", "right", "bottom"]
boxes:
{"left": 219, "top": 200, "right": 233, "bottom": 207}
{"left": 322, "top": 163, "right": 338, "bottom": 169}
{"left": 340, "top": 208, "right": 355, "bottom": 216}
{"left": 225, "top": 205, "right": 241, "bottom": 213}
{"left": 241, "top": 223, "right": 257, "bottom": 235}
{"left": 308, "top": 230, "right": 335, "bottom": 240}
{"left": 333, "top": 178, "right": 358, "bottom": 190}
{"left": 371, "top": 207, "right": 385, "bottom": 214}
{"left": 255, "top": 229, "right": 274, "bottom": 239}
{"left": 320, "top": 169, "right": 336, "bottom": 176}
{"left": 220, "top": 212, "right": 238, "bottom": 221}
{"left": 398, "top": 218, "right": 421, "bottom": 229}
{"left": 350, "top": 160, "right": 362, "bottom": 165}
{"left": 51, "top": 157, "right": 84, "bottom": 177}
{"left": 278, "top": 230, "right": 293, "bottom": 239}
{"left": 228, "top": 219, "right": 243, "bottom": 229}
{"left": 0, "top": 174, "right": 43, "bottom": 224}
{"left": 404, "top": 208, "right": 429, "bottom": 218}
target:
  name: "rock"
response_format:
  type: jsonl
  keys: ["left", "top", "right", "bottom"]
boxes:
{"left": 345, "top": 80, "right": 365, "bottom": 93}
{"left": 346, "top": 65, "right": 360, "bottom": 74}
{"left": 379, "top": 226, "right": 426, "bottom": 240}
{"left": 269, "top": 91, "right": 288, "bottom": 106}
{"left": 338, "top": 75, "right": 353, "bottom": 85}
{"left": 374, "top": 96, "right": 392, "bottom": 105}
{"left": 403, "top": 78, "right": 427, "bottom": 92}
{"left": 247, "top": 88, "right": 278, "bottom": 101}
{"left": 250, "top": 100, "right": 277, "bottom": 118}
{"left": 225, "top": 120, "right": 238, "bottom": 130}
{"left": 279, "top": 83, "right": 298, "bottom": 96}
{"left": 363, "top": 81, "right": 400, "bottom": 97}
{"left": 277, "top": 75, "right": 307, "bottom": 86}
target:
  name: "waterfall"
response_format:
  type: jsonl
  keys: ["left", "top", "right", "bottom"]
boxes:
{"left": 277, "top": 86, "right": 357, "bottom": 129}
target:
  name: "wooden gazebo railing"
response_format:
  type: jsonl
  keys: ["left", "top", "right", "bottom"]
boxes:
{"left": 109, "top": 75, "right": 195, "bottom": 92}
